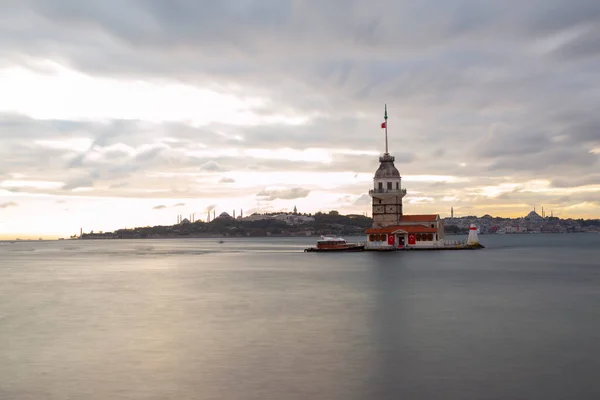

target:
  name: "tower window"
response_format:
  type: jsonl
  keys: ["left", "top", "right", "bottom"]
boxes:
{"left": 396, "top": 182, "right": 399, "bottom": 189}
{"left": 387, "top": 182, "right": 392, "bottom": 189}
{"left": 378, "top": 182, "right": 383, "bottom": 190}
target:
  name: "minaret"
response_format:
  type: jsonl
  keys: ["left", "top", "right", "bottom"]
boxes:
{"left": 451, "top": 206, "right": 454, "bottom": 218}
{"left": 368, "top": 104, "right": 406, "bottom": 229}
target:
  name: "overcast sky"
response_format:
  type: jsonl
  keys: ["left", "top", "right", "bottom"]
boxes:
{"left": 1, "top": 0, "right": 600, "bottom": 237}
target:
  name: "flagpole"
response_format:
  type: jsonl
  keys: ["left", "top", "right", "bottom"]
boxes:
{"left": 384, "top": 104, "right": 388, "bottom": 154}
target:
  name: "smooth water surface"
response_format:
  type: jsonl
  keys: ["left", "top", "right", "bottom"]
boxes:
{"left": 1, "top": 234, "right": 599, "bottom": 399}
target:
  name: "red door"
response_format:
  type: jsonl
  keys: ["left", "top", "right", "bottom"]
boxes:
{"left": 387, "top": 234, "right": 395, "bottom": 246}
{"left": 408, "top": 234, "right": 416, "bottom": 245}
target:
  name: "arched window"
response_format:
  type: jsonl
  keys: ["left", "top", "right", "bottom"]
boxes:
{"left": 369, "top": 234, "right": 375, "bottom": 241}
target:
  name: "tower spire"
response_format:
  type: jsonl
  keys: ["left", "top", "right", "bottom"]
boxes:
{"left": 384, "top": 104, "right": 389, "bottom": 154}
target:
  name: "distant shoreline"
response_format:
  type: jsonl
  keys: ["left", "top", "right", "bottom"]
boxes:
{"left": 2, "top": 231, "right": 598, "bottom": 243}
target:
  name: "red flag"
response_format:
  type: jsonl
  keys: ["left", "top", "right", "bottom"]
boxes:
{"left": 408, "top": 234, "right": 416, "bottom": 245}
{"left": 387, "top": 234, "right": 395, "bottom": 245}
{"left": 381, "top": 121, "right": 386, "bottom": 128}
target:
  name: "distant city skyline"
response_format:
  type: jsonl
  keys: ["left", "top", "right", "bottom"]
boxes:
{"left": 1, "top": 0, "right": 599, "bottom": 238}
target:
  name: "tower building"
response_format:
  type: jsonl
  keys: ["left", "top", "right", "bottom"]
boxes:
{"left": 369, "top": 104, "right": 406, "bottom": 229}
{"left": 365, "top": 105, "right": 444, "bottom": 249}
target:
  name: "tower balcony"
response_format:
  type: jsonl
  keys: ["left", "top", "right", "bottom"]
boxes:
{"left": 369, "top": 188, "right": 407, "bottom": 197}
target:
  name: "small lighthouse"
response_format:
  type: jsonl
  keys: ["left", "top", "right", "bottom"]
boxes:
{"left": 467, "top": 224, "right": 479, "bottom": 245}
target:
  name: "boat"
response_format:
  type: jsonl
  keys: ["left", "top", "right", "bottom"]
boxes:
{"left": 304, "top": 236, "right": 365, "bottom": 252}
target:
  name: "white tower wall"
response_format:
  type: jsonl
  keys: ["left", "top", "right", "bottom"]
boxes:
{"left": 467, "top": 224, "right": 479, "bottom": 244}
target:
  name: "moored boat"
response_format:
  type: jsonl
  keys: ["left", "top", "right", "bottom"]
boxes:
{"left": 304, "top": 236, "right": 365, "bottom": 252}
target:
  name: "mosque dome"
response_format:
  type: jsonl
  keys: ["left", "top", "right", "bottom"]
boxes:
{"left": 526, "top": 210, "right": 541, "bottom": 220}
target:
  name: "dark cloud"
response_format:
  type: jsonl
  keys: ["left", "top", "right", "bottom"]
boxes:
{"left": 62, "top": 173, "right": 97, "bottom": 190}
{"left": 152, "top": 205, "right": 166, "bottom": 210}
{"left": 256, "top": 187, "right": 310, "bottom": 201}
{"left": 3, "top": 1, "right": 598, "bottom": 91}
{"left": 1, "top": 1, "right": 600, "bottom": 216}
{"left": 199, "top": 161, "right": 224, "bottom": 172}
{"left": 219, "top": 177, "right": 236, "bottom": 183}
{"left": 551, "top": 175, "right": 600, "bottom": 188}
{"left": 134, "top": 145, "right": 168, "bottom": 162}
{"left": 353, "top": 193, "right": 371, "bottom": 205}
{"left": 0, "top": 201, "right": 18, "bottom": 208}
{"left": 551, "top": 27, "right": 600, "bottom": 61}
{"left": 487, "top": 147, "right": 598, "bottom": 174}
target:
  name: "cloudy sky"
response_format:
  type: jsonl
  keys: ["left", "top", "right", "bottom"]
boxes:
{"left": 1, "top": 0, "right": 600, "bottom": 238}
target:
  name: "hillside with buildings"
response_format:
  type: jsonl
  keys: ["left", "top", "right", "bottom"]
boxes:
{"left": 78, "top": 210, "right": 372, "bottom": 239}
{"left": 77, "top": 208, "right": 600, "bottom": 240}
{"left": 444, "top": 210, "right": 600, "bottom": 234}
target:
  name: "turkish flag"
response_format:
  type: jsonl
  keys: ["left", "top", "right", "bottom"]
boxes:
{"left": 408, "top": 234, "right": 416, "bottom": 245}
{"left": 381, "top": 121, "right": 386, "bottom": 128}
{"left": 387, "top": 234, "right": 395, "bottom": 245}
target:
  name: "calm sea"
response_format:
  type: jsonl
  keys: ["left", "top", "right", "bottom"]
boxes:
{"left": 1, "top": 234, "right": 599, "bottom": 400}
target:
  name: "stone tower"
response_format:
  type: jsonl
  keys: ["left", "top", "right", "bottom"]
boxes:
{"left": 369, "top": 105, "right": 406, "bottom": 228}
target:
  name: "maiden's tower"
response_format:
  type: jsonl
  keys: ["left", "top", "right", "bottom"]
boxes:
{"left": 365, "top": 105, "right": 445, "bottom": 250}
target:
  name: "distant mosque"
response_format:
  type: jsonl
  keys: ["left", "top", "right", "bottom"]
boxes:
{"left": 365, "top": 105, "right": 445, "bottom": 249}
{"left": 526, "top": 206, "right": 551, "bottom": 221}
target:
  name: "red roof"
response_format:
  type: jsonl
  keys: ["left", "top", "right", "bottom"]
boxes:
{"left": 365, "top": 224, "right": 438, "bottom": 234}
{"left": 400, "top": 214, "right": 438, "bottom": 222}
{"left": 365, "top": 226, "right": 401, "bottom": 234}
